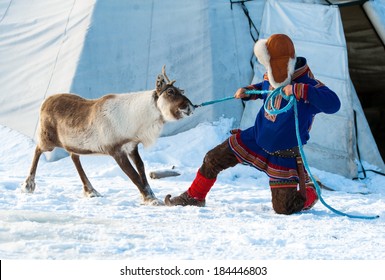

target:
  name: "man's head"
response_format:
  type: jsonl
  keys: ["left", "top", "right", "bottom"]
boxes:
{"left": 254, "top": 34, "right": 296, "bottom": 89}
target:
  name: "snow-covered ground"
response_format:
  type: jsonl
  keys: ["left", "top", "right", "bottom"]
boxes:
{"left": 1, "top": 118, "right": 384, "bottom": 260}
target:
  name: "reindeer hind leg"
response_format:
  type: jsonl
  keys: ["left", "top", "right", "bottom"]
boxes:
{"left": 21, "top": 146, "right": 43, "bottom": 193}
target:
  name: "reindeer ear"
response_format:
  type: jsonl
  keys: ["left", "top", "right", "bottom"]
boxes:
{"left": 156, "top": 74, "right": 166, "bottom": 94}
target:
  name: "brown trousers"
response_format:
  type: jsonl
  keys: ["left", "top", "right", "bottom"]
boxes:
{"left": 199, "top": 139, "right": 305, "bottom": 215}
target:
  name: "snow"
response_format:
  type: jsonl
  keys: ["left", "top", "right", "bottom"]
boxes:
{"left": 1, "top": 0, "right": 385, "bottom": 268}
{"left": 1, "top": 118, "right": 385, "bottom": 260}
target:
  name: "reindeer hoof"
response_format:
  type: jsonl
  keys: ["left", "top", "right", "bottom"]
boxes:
{"left": 143, "top": 197, "right": 164, "bottom": 206}
{"left": 84, "top": 189, "right": 102, "bottom": 198}
{"left": 21, "top": 179, "right": 36, "bottom": 193}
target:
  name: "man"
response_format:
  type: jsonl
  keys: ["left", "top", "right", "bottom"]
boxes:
{"left": 165, "top": 34, "right": 341, "bottom": 214}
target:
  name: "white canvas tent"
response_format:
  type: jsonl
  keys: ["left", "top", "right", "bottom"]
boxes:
{"left": 0, "top": 0, "right": 384, "bottom": 178}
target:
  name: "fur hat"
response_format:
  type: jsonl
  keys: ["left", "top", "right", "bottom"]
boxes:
{"left": 254, "top": 34, "right": 296, "bottom": 89}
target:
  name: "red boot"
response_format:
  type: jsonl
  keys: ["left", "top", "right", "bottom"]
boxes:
{"left": 303, "top": 184, "right": 319, "bottom": 210}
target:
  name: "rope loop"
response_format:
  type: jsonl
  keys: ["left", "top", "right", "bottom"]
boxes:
{"left": 263, "top": 87, "right": 294, "bottom": 115}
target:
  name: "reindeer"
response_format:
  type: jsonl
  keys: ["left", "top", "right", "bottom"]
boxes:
{"left": 21, "top": 66, "right": 194, "bottom": 205}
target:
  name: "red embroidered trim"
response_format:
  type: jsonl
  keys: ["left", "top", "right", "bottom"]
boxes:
{"left": 228, "top": 133, "right": 299, "bottom": 180}
{"left": 293, "top": 83, "right": 309, "bottom": 101}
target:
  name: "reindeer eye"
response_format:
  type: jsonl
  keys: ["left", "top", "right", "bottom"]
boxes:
{"left": 167, "top": 88, "right": 174, "bottom": 95}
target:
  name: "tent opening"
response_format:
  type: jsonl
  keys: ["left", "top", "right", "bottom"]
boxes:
{"left": 340, "top": 4, "right": 385, "bottom": 162}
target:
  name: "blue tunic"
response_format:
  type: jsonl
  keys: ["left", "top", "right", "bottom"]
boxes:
{"left": 229, "top": 57, "right": 341, "bottom": 180}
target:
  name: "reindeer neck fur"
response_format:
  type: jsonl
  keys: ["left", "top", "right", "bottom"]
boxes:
{"left": 110, "top": 91, "right": 165, "bottom": 149}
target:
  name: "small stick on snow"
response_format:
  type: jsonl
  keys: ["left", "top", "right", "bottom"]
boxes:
{"left": 149, "top": 166, "right": 180, "bottom": 179}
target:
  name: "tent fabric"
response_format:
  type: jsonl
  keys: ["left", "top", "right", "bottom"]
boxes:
{"left": 0, "top": 0, "right": 384, "bottom": 178}
{"left": 0, "top": 0, "right": 95, "bottom": 138}
{"left": 239, "top": 0, "right": 384, "bottom": 178}
{"left": 364, "top": 0, "right": 385, "bottom": 45}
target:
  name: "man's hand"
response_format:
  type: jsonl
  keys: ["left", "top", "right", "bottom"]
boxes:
{"left": 282, "top": 84, "right": 293, "bottom": 96}
{"left": 234, "top": 88, "right": 248, "bottom": 99}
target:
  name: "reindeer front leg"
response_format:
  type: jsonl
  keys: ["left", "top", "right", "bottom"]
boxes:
{"left": 70, "top": 153, "right": 101, "bottom": 198}
{"left": 112, "top": 149, "right": 162, "bottom": 205}
{"left": 128, "top": 146, "right": 150, "bottom": 187}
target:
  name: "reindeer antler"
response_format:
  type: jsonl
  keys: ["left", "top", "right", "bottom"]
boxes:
{"left": 162, "top": 65, "right": 176, "bottom": 86}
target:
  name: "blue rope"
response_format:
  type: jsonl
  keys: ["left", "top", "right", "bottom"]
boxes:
{"left": 194, "top": 96, "right": 235, "bottom": 107}
{"left": 259, "top": 87, "right": 379, "bottom": 220}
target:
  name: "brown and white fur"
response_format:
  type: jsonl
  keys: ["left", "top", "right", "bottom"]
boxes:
{"left": 21, "top": 66, "right": 194, "bottom": 205}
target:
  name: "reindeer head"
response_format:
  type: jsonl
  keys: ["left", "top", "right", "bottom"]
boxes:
{"left": 155, "top": 65, "right": 194, "bottom": 121}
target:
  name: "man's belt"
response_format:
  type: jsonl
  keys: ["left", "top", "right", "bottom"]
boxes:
{"left": 263, "top": 146, "right": 300, "bottom": 158}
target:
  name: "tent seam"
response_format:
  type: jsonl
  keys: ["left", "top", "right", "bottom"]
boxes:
{"left": 0, "top": 0, "right": 12, "bottom": 24}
